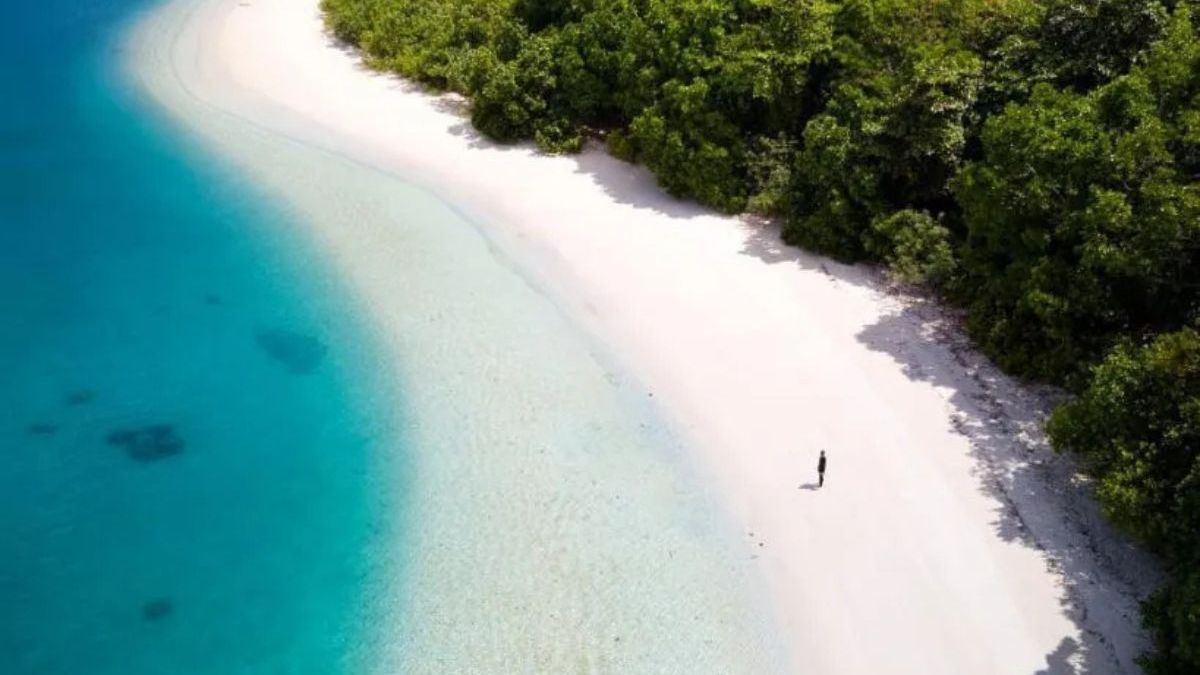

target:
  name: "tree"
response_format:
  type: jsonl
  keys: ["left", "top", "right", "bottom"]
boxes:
{"left": 867, "top": 209, "right": 957, "bottom": 285}
{"left": 954, "top": 76, "right": 1200, "bottom": 382}
{"left": 1037, "top": 0, "right": 1169, "bottom": 91}
{"left": 1048, "top": 329, "right": 1200, "bottom": 673}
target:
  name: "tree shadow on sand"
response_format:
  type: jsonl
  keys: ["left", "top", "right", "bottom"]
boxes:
{"left": 427, "top": 111, "right": 717, "bottom": 223}
{"left": 320, "top": 25, "right": 734, "bottom": 220}
{"left": 739, "top": 218, "right": 1161, "bottom": 675}
{"left": 1037, "top": 637, "right": 1085, "bottom": 675}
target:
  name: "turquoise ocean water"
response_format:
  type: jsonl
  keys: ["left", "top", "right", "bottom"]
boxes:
{"left": 2, "top": 0, "right": 793, "bottom": 670}
{"left": 0, "top": 1, "right": 405, "bottom": 671}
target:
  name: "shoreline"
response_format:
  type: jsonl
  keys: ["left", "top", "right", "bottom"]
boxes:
{"left": 125, "top": 0, "right": 1161, "bottom": 672}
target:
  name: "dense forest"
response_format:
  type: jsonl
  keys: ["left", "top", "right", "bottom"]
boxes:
{"left": 319, "top": 0, "right": 1200, "bottom": 670}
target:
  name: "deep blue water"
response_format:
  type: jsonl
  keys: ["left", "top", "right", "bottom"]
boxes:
{"left": 0, "top": 1, "right": 404, "bottom": 671}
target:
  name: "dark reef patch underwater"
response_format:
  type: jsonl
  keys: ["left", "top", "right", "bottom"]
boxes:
{"left": 0, "top": 0, "right": 404, "bottom": 672}
{"left": 106, "top": 424, "right": 185, "bottom": 463}
{"left": 64, "top": 389, "right": 95, "bottom": 406}
{"left": 256, "top": 328, "right": 327, "bottom": 374}
{"left": 141, "top": 597, "right": 173, "bottom": 622}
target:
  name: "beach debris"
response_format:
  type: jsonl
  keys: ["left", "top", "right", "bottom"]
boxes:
{"left": 65, "top": 390, "right": 95, "bottom": 406}
{"left": 106, "top": 424, "right": 185, "bottom": 463}
{"left": 255, "top": 328, "right": 327, "bottom": 375}
{"left": 142, "top": 597, "right": 173, "bottom": 621}
{"left": 27, "top": 423, "right": 58, "bottom": 436}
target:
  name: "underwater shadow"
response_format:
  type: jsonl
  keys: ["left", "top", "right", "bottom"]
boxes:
{"left": 256, "top": 328, "right": 327, "bottom": 375}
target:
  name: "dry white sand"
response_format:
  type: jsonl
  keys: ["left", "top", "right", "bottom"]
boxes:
{"left": 125, "top": 0, "right": 1161, "bottom": 672}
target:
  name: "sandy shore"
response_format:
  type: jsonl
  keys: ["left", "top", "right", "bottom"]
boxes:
{"left": 125, "top": 0, "right": 1161, "bottom": 672}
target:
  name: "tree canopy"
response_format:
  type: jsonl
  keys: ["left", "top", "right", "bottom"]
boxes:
{"left": 1050, "top": 329, "right": 1200, "bottom": 673}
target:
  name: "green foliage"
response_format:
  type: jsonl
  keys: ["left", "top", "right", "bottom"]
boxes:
{"left": 745, "top": 134, "right": 796, "bottom": 215}
{"left": 1048, "top": 330, "right": 1200, "bottom": 546}
{"left": 955, "top": 10, "right": 1200, "bottom": 382}
{"left": 324, "top": 0, "right": 1200, "bottom": 667}
{"left": 867, "top": 209, "right": 957, "bottom": 285}
{"left": 1037, "top": 0, "right": 1169, "bottom": 90}
{"left": 784, "top": 113, "right": 872, "bottom": 258}
{"left": 1141, "top": 573, "right": 1200, "bottom": 675}
{"left": 321, "top": 0, "right": 518, "bottom": 84}
{"left": 626, "top": 79, "right": 749, "bottom": 211}
{"left": 1048, "top": 329, "right": 1200, "bottom": 673}
{"left": 784, "top": 26, "right": 983, "bottom": 259}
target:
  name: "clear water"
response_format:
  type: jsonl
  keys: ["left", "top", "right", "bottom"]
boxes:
{"left": 0, "top": 1, "right": 405, "bottom": 672}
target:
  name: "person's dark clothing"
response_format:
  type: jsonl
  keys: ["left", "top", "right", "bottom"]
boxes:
{"left": 818, "top": 455, "right": 827, "bottom": 487}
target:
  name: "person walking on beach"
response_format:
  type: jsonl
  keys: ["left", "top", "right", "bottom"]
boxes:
{"left": 817, "top": 450, "right": 827, "bottom": 488}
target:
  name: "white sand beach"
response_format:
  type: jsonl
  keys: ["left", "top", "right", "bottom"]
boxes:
{"left": 125, "top": 0, "right": 1161, "bottom": 672}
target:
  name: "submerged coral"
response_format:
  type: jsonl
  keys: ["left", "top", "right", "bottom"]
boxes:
{"left": 141, "top": 598, "right": 172, "bottom": 621}
{"left": 27, "top": 423, "right": 58, "bottom": 436}
{"left": 255, "top": 328, "right": 326, "bottom": 374}
{"left": 106, "top": 424, "right": 184, "bottom": 463}
{"left": 65, "top": 390, "right": 95, "bottom": 406}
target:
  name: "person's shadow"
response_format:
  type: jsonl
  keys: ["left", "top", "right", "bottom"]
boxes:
{"left": 798, "top": 483, "right": 820, "bottom": 491}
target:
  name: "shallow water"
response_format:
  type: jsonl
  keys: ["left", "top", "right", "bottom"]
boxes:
{"left": 0, "top": 1, "right": 405, "bottom": 672}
